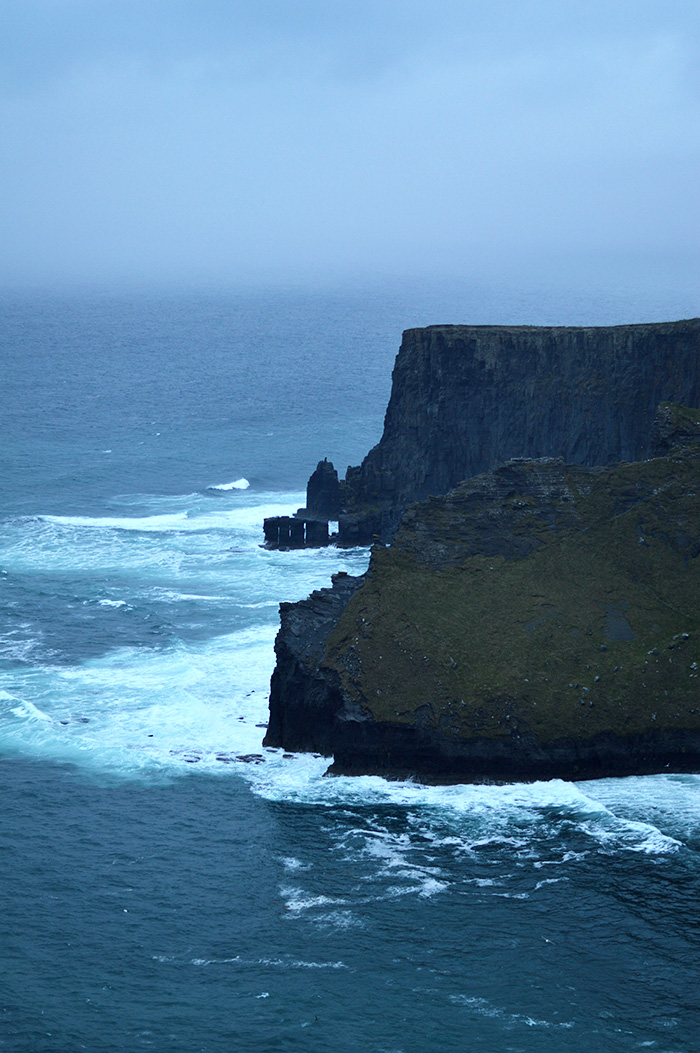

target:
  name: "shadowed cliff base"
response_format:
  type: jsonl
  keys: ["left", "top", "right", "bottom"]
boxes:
{"left": 265, "top": 404, "right": 700, "bottom": 783}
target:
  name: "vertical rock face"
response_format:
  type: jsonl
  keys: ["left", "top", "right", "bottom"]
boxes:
{"left": 305, "top": 459, "right": 341, "bottom": 520}
{"left": 264, "top": 572, "right": 364, "bottom": 753}
{"left": 340, "top": 320, "right": 700, "bottom": 542}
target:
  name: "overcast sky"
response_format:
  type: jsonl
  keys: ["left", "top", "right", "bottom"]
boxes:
{"left": 2, "top": 0, "right": 699, "bottom": 288}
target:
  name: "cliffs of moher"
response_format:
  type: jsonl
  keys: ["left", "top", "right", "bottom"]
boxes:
{"left": 264, "top": 321, "right": 700, "bottom": 783}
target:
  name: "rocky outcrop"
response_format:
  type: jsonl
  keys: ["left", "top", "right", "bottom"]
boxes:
{"left": 302, "top": 459, "right": 341, "bottom": 521}
{"left": 265, "top": 411, "right": 700, "bottom": 783}
{"left": 263, "top": 515, "right": 330, "bottom": 549}
{"left": 265, "top": 572, "right": 364, "bottom": 752}
{"left": 263, "top": 459, "right": 341, "bottom": 549}
{"left": 338, "top": 320, "right": 700, "bottom": 543}
{"left": 651, "top": 401, "right": 700, "bottom": 457}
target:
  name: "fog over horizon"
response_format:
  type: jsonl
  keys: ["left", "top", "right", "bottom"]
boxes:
{"left": 2, "top": 0, "right": 700, "bottom": 293}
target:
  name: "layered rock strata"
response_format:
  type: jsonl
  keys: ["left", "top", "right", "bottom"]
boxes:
{"left": 265, "top": 411, "right": 700, "bottom": 783}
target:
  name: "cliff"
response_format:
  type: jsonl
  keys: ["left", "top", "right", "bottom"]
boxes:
{"left": 339, "top": 319, "right": 700, "bottom": 543}
{"left": 265, "top": 407, "right": 700, "bottom": 783}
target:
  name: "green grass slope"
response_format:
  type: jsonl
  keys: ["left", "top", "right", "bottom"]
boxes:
{"left": 323, "top": 447, "right": 700, "bottom": 747}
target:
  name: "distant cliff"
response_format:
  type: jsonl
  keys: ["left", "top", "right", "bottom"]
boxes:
{"left": 339, "top": 319, "right": 700, "bottom": 543}
{"left": 265, "top": 405, "right": 700, "bottom": 783}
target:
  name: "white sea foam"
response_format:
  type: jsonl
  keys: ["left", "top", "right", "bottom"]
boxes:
{"left": 12, "top": 699, "right": 53, "bottom": 722}
{"left": 0, "top": 635, "right": 48, "bottom": 663}
{"left": 0, "top": 625, "right": 278, "bottom": 777}
{"left": 0, "top": 510, "right": 369, "bottom": 781}
{"left": 280, "top": 857, "right": 310, "bottom": 872}
{"left": 0, "top": 494, "right": 370, "bottom": 590}
{"left": 578, "top": 816, "right": 681, "bottom": 855}
{"left": 534, "top": 877, "right": 569, "bottom": 891}
{"left": 33, "top": 490, "right": 305, "bottom": 537}
{"left": 246, "top": 763, "right": 690, "bottom": 860}
{"left": 2, "top": 489, "right": 694, "bottom": 863}
{"left": 209, "top": 478, "right": 250, "bottom": 490}
{"left": 40, "top": 512, "right": 195, "bottom": 532}
{"left": 579, "top": 773, "right": 700, "bottom": 846}
{"left": 449, "top": 995, "right": 574, "bottom": 1030}
{"left": 257, "top": 957, "right": 347, "bottom": 970}
{"left": 350, "top": 827, "right": 447, "bottom": 896}
{"left": 279, "top": 887, "right": 348, "bottom": 913}
{"left": 183, "top": 954, "right": 346, "bottom": 970}
{"left": 313, "top": 910, "right": 365, "bottom": 929}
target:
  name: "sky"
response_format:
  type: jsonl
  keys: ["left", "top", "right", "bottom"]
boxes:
{"left": 1, "top": 0, "right": 699, "bottom": 288}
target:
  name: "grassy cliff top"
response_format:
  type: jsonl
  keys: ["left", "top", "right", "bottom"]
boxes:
{"left": 323, "top": 448, "right": 700, "bottom": 744}
{"left": 407, "top": 319, "right": 700, "bottom": 336}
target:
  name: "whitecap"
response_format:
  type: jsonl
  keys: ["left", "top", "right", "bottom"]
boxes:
{"left": 0, "top": 625, "right": 280, "bottom": 777}
{"left": 37, "top": 499, "right": 301, "bottom": 535}
{"left": 280, "top": 857, "right": 310, "bottom": 872}
{"left": 534, "top": 877, "right": 569, "bottom": 890}
{"left": 312, "top": 910, "right": 364, "bottom": 930}
{"left": 579, "top": 773, "right": 700, "bottom": 847}
{"left": 279, "top": 887, "right": 347, "bottom": 913}
{"left": 208, "top": 478, "right": 250, "bottom": 491}
{"left": 12, "top": 699, "right": 53, "bottom": 723}
{"left": 449, "top": 995, "right": 574, "bottom": 1030}
{"left": 40, "top": 512, "right": 193, "bottom": 532}
{"left": 418, "top": 877, "right": 449, "bottom": 897}
{"left": 257, "top": 957, "right": 347, "bottom": 970}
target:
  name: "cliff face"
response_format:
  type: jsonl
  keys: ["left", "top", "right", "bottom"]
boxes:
{"left": 265, "top": 571, "right": 364, "bottom": 753}
{"left": 340, "top": 320, "right": 700, "bottom": 543}
{"left": 266, "top": 415, "right": 700, "bottom": 783}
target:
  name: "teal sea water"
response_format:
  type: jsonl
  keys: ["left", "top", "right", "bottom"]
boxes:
{"left": 1, "top": 277, "right": 699, "bottom": 1052}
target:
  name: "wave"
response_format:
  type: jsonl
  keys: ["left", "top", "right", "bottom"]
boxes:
{"left": 35, "top": 494, "right": 306, "bottom": 535}
{"left": 2, "top": 488, "right": 693, "bottom": 869}
{"left": 246, "top": 765, "right": 688, "bottom": 858}
{"left": 0, "top": 691, "right": 53, "bottom": 723}
{"left": 1, "top": 637, "right": 692, "bottom": 863}
{"left": 40, "top": 511, "right": 196, "bottom": 532}
{"left": 449, "top": 995, "right": 574, "bottom": 1031}
{"left": 0, "top": 607, "right": 691, "bottom": 868}
{"left": 154, "top": 953, "right": 347, "bottom": 970}
{"left": 208, "top": 478, "right": 250, "bottom": 491}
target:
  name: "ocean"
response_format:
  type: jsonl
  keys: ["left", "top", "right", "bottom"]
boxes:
{"left": 1, "top": 274, "right": 699, "bottom": 1052}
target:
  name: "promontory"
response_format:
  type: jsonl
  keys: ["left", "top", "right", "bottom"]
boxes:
{"left": 264, "top": 321, "right": 700, "bottom": 783}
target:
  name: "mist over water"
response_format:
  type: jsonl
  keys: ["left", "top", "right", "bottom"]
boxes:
{"left": 1, "top": 279, "right": 699, "bottom": 1051}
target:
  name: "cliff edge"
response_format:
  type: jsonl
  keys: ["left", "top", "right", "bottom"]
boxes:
{"left": 339, "top": 319, "right": 700, "bottom": 543}
{"left": 265, "top": 406, "right": 700, "bottom": 783}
